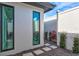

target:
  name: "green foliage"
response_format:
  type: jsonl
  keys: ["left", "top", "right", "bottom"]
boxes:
{"left": 60, "top": 32, "right": 66, "bottom": 48}
{"left": 33, "top": 32, "right": 40, "bottom": 45}
{"left": 73, "top": 37, "right": 79, "bottom": 53}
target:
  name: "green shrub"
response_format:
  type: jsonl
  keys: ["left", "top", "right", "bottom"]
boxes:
{"left": 60, "top": 32, "right": 66, "bottom": 48}
{"left": 73, "top": 37, "right": 79, "bottom": 53}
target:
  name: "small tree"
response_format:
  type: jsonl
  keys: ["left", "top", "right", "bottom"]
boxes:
{"left": 73, "top": 37, "right": 79, "bottom": 53}
{"left": 60, "top": 32, "right": 66, "bottom": 48}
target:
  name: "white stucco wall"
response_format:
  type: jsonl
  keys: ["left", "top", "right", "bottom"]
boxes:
{"left": 44, "top": 19, "right": 57, "bottom": 32}
{"left": 57, "top": 6, "right": 79, "bottom": 50}
{"left": 0, "top": 2, "right": 44, "bottom": 55}
{"left": 44, "top": 16, "right": 57, "bottom": 32}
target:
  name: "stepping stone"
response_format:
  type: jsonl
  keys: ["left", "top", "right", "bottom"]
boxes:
{"left": 49, "top": 45, "right": 57, "bottom": 49}
{"left": 33, "top": 49, "right": 44, "bottom": 55}
{"left": 42, "top": 47, "right": 52, "bottom": 51}
{"left": 44, "top": 43, "right": 51, "bottom": 46}
{"left": 23, "top": 52, "right": 34, "bottom": 56}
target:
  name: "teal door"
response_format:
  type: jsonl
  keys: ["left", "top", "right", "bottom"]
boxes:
{"left": 33, "top": 11, "right": 40, "bottom": 45}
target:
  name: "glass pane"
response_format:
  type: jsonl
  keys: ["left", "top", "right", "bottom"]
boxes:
{"left": 2, "top": 6, "right": 14, "bottom": 50}
{"left": 0, "top": 5, "right": 1, "bottom": 51}
{"left": 33, "top": 11, "right": 40, "bottom": 45}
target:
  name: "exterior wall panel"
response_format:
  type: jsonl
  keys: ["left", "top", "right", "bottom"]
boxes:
{"left": 44, "top": 19, "right": 57, "bottom": 32}
{"left": 58, "top": 6, "right": 79, "bottom": 50}
{"left": 0, "top": 2, "right": 44, "bottom": 55}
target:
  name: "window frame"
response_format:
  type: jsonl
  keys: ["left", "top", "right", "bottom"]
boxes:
{"left": 0, "top": 3, "right": 14, "bottom": 52}
{"left": 32, "top": 11, "right": 40, "bottom": 45}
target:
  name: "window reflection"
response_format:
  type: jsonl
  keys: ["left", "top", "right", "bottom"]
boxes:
{"left": 33, "top": 11, "right": 40, "bottom": 45}
{"left": 2, "top": 6, "right": 14, "bottom": 50}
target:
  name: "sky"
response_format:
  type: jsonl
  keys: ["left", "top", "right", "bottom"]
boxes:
{"left": 44, "top": 2, "right": 79, "bottom": 20}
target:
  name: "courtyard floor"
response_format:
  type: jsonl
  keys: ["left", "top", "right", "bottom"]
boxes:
{"left": 10, "top": 40, "right": 79, "bottom": 56}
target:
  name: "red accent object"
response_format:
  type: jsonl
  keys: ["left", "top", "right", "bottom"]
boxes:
{"left": 51, "top": 31, "right": 56, "bottom": 39}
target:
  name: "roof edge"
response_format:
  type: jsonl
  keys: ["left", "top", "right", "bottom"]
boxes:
{"left": 23, "top": 2, "right": 56, "bottom": 13}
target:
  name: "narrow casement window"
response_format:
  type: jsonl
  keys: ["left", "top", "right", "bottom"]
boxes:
{"left": 33, "top": 11, "right": 40, "bottom": 45}
{"left": 0, "top": 5, "right": 2, "bottom": 51}
{"left": 0, "top": 4, "right": 14, "bottom": 52}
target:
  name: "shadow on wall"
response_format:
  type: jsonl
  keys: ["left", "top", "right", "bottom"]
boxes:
{"left": 44, "top": 19, "right": 57, "bottom": 43}
{"left": 44, "top": 19, "right": 57, "bottom": 32}
{"left": 57, "top": 32, "right": 79, "bottom": 50}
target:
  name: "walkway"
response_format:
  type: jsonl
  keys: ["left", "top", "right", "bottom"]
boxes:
{"left": 10, "top": 40, "right": 79, "bottom": 56}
